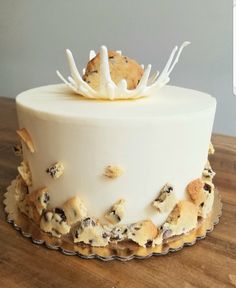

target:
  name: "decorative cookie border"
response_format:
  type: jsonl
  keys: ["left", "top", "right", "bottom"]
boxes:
{"left": 3, "top": 177, "right": 222, "bottom": 261}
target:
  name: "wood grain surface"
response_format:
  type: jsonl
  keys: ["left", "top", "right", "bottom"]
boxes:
{"left": 0, "top": 96, "right": 235, "bottom": 288}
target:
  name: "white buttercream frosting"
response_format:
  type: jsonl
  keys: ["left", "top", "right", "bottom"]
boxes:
{"left": 57, "top": 42, "right": 190, "bottom": 100}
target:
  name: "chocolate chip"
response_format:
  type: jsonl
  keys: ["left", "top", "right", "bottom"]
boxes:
{"left": 164, "top": 185, "right": 173, "bottom": 193}
{"left": 75, "top": 230, "right": 80, "bottom": 238}
{"left": 102, "top": 232, "right": 110, "bottom": 239}
{"left": 54, "top": 208, "right": 66, "bottom": 222}
{"left": 137, "top": 79, "right": 140, "bottom": 85}
{"left": 82, "top": 217, "right": 95, "bottom": 227}
{"left": 109, "top": 56, "right": 114, "bottom": 59}
{"left": 43, "top": 193, "right": 50, "bottom": 204}
{"left": 204, "top": 183, "right": 212, "bottom": 193}
{"left": 123, "top": 56, "right": 128, "bottom": 63}
{"left": 111, "top": 235, "right": 121, "bottom": 241}
{"left": 89, "top": 239, "right": 93, "bottom": 244}
{"left": 43, "top": 212, "right": 50, "bottom": 222}
{"left": 134, "top": 227, "right": 140, "bottom": 231}
{"left": 200, "top": 202, "right": 204, "bottom": 207}
{"left": 52, "top": 228, "right": 60, "bottom": 236}
{"left": 46, "top": 166, "right": 58, "bottom": 177}
{"left": 145, "top": 240, "right": 153, "bottom": 247}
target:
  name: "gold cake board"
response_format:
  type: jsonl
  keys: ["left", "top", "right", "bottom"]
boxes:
{"left": 3, "top": 178, "right": 222, "bottom": 261}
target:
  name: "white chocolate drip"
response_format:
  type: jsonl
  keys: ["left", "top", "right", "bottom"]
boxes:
{"left": 57, "top": 42, "right": 190, "bottom": 100}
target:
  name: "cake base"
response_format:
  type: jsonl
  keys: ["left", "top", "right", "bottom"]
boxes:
{"left": 3, "top": 178, "right": 222, "bottom": 261}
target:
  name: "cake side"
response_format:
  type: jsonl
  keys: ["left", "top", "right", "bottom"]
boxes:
{"left": 14, "top": 84, "right": 216, "bottom": 247}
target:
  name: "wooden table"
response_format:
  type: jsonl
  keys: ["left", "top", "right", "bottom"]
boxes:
{"left": 0, "top": 96, "right": 235, "bottom": 288}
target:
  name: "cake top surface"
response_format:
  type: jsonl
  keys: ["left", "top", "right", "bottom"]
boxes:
{"left": 16, "top": 84, "right": 216, "bottom": 120}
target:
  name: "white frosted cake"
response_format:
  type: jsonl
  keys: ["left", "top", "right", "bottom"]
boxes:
{"left": 14, "top": 43, "right": 216, "bottom": 247}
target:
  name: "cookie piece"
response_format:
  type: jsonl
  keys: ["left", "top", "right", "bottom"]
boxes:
{"left": 202, "top": 161, "right": 215, "bottom": 181}
{"left": 127, "top": 220, "right": 158, "bottom": 247}
{"left": 18, "top": 187, "right": 50, "bottom": 223}
{"left": 208, "top": 142, "right": 215, "bottom": 155}
{"left": 15, "top": 175, "right": 28, "bottom": 202}
{"left": 83, "top": 50, "right": 144, "bottom": 90}
{"left": 12, "top": 144, "right": 23, "bottom": 157}
{"left": 109, "top": 225, "right": 128, "bottom": 243}
{"left": 187, "top": 178, "right": 214, "bottom": 218}
{"left": 73, "top": 217, "right": 110, "bottom": 247}
{"left": 26, "top": 187, "right": 50, "bottom": 215}
{"left": 105, "top": 199, "right": 125, "bottom": 224}
{"left": 40, "top": 209, "right": 71, "bottom": 237}
{"left": 104, "top": 165, "right": 124, "bottom": 179}
{"left": 46, "top": 162, "right": 64, "bottom": 179}
{"left": 16, "top": 128, "right": 35, "bottom": 153}
{"left": 18, "top": 187, "right": 49, "bottom": 223}
{"left": 163, "top": 200, "right": 198, "bottom": 237}
{"left": 18, "top": 161, "right": 32, "bottom": 187}
{"left": 199, "top": 181, "right": 215, "bottom": 218}
{"left": 153, "top": 183, "right": 177, "bottom": 213}
{"left": 62, "top": 196, "right": 87, "bottom": 225}
{"left": 186, "top": 179, "right": 205, "bottom": 206}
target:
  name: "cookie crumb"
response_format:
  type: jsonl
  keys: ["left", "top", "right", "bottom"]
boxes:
{"left": 105, "top": 199, "right": 125, "bottom": 224}
{"left": 46, "top": 162, "right": 64, "bottom": 179}
{"left": 153, "top": 183, "right": 177, "bottom": 213}
{"left": 208, "top": 142, "right": 215, "bottom": 155}
{"left": 104, "top": 165, "right": 124, "bottom": 179}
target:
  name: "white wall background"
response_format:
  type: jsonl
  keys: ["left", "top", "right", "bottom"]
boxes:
{"left": 0, "top": 0, "right": 235, "bottom": 135}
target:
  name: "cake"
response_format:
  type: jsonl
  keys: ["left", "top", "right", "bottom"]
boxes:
{"left": 14, "top": 42, "right": 217, "bottom": 248}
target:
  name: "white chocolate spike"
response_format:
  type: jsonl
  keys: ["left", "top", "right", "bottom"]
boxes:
{"left": 167, "top": 41, "right": 190, "bottom": 75}
{"left": 82, "top": 68, "right": 86, "bottom": 75}
{"left": 148, "top": 71, "right": 160, "bottom": 85}
{"left": 116, "top": 50, "right": 122, "bottom": 55}
{"left": 141, "top": 64, "right": 144, "bottom": 69}
{"left": 56, "top": 70, "right": 78, "bottom": 93}
{"left": 160, "top": 46, "right": 178, "bottom": 77}
{"left": 107, "top": 82, "right": 115, "bottom": 100}
{"left": 137, "top": 64, "right": 152, "bottom": 87}
{"left": 65, "top": 49, "right": 93, "bottom": 92}
{"left": 68, "top": 76, "right": 77, "bottom": 87}
{"left": 99, "top": 45, "right": 113, "bottom": 94}
{"left": 117, "top": 79, "right": 128, "bottom": 96}
{"left": 89, "top": 50, "right": 96, "bottom": 60}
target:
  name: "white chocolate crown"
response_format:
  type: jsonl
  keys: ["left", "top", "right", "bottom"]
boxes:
{"left": 57, "top": 42, "right": 190, "bottom": 100}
